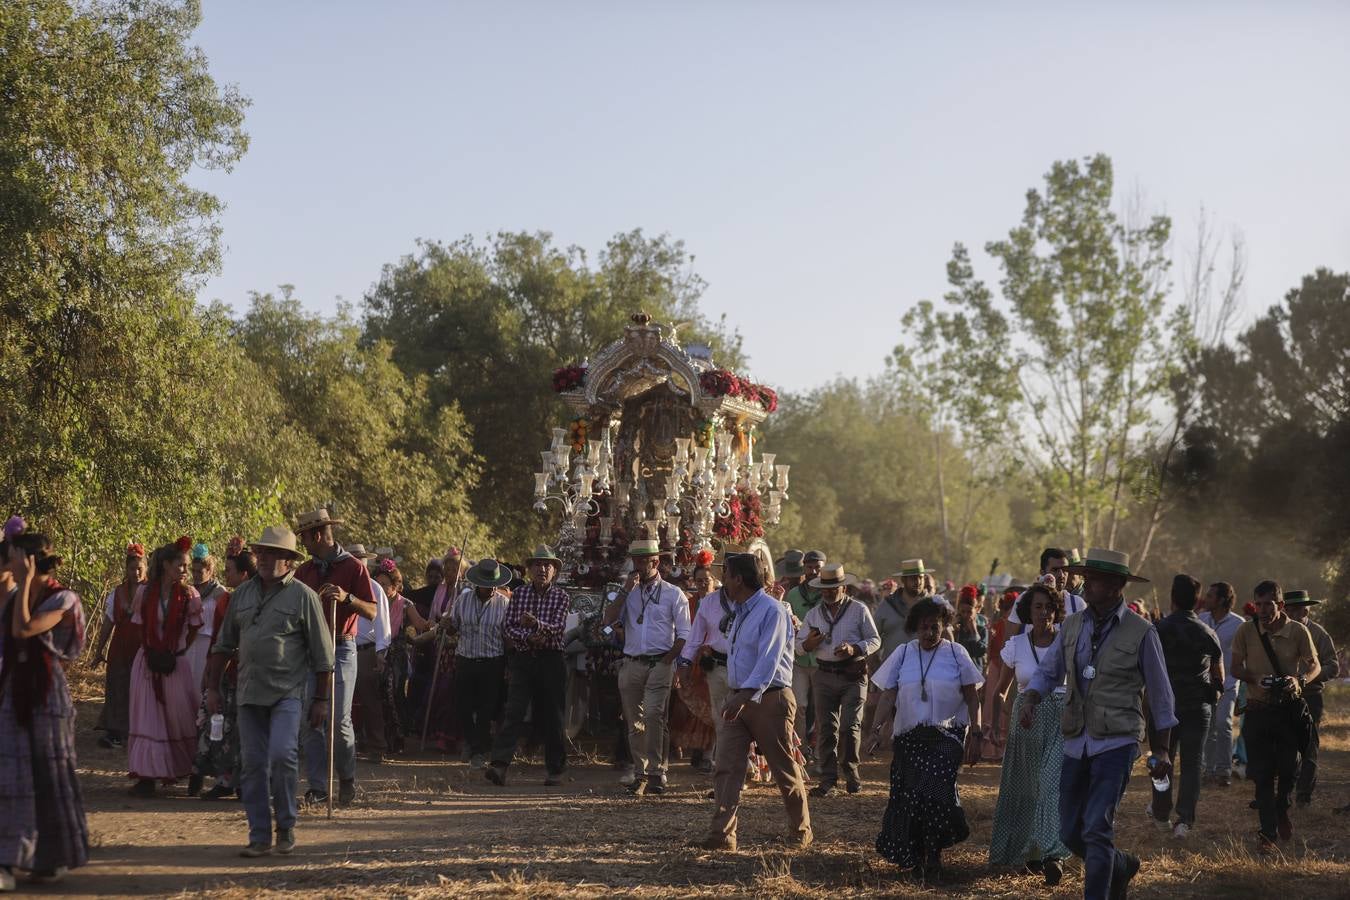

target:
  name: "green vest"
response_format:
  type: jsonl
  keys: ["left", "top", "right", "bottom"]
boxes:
{"left": 786, "top": 585, "right": 820, "bottom": 668}
{"left": 1061, "top": 608, "right": 1152, "bottom": 741}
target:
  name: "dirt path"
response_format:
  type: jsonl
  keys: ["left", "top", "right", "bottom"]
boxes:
{"left": 31, "top": 687, "right": 1350, "bottom": 898}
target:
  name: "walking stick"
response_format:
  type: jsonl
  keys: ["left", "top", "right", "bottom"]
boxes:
{"left": 421, "top": 536, "right": 471, "bottom": 752}
{"left": 327, "top": 591, "right": 337, "bottom": 820}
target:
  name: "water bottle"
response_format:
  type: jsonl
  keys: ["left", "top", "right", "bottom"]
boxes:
{"left": 209, "top": 713, "right": 225, "bottom": 742}
{"left": 1147, "top": 754, "right": 1169, "bottom": 793}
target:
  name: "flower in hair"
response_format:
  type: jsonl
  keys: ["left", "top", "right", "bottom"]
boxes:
{"left": 191, "top": 542, "right": 211, "bottom": 561}
{"left": 175, "top": 535, "right": 193, "bottom": 554}
{"left": 3, "top": 516, "right": 25, "bottom": 540}
{"left": 225, "top": 536, "right": 245, "bottom": 558}
{"left": 127, "top": 542, "right": 146, "bottom": 558}
{"left": 378, "top": 557, "right": 397, "bottom": 575}
{"left": 695, "top": 549, "right": 715, "bottom": 568}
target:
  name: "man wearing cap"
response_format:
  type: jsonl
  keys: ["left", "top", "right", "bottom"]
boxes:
{"left": 1021, "top": 548, "right": 1177, "bottom": 900}
{"left": 875, "top": 559, "right": 933, "bottom": 664}
{"left": 1231, "top": 581, "right": 1320, "bottom": 848}
{"left": 292, "top": 508, "right": 377, "bottom": 807}
{"left": 348, "top": 545, "right": 392, "bottom": 764}
{"left": 206, "top": 526, "right": 335, "bottom": 858}
{"left": 1008, "top": 548, "right": 1087, "bottom": 636}
{"left": 1282, "top": 590, "right": 1339, "bottom": 808}
{"left": 603, "top": 539, "right": 691, "bottom": 796}
{"left": 449, "top": 559, "right": 513, "bottom": 769}
{"left": 486, "top": 546, "right": 571, "bottom": 787}
{"left": 702, "top": 553, "right": 812, "bottom": 851}
{"left": 797, "top": 564, "right": 880, "bottom": 796}
{"left": 784, "top": 550, "right": 824, "bottom": 758}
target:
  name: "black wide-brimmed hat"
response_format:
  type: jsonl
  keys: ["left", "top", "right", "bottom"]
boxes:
{"left": 466, "top": 558, "right": 514, "bottom": 589}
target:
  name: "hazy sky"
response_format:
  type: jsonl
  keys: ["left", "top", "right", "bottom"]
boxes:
{"left": 192, "top": 2, "right": 1350, "bottom": 393}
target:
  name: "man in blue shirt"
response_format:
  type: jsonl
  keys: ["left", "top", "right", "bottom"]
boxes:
{"left": 701, "top": 554, "right": 812, "bottom": 852}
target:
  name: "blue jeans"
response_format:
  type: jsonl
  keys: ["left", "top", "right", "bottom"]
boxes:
{"left": 1203, "top": 685, "right": 1237, "bottom": 776}
{"left": 237, "top": 697, "right": 303, "bottom": 846}
{"left": 304, "top": 638, "right": 356, "bottom": 790}
{"left": 1059, "top": 744, "right": 1136, "bottom": 900}
{"left": 1154, "top": 703, "right": 1211, "bottom": 825}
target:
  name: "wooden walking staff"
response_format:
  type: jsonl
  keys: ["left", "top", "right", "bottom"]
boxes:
{"left": 327, "top": 590, "right": 337, "bottom": 820}
{"left": 421, "top": 534, "right": 471, "bottom": 752}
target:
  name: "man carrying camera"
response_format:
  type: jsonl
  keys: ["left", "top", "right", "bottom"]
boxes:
{"left": 1230, "top": 580, "right": 1320, "bottom": 850}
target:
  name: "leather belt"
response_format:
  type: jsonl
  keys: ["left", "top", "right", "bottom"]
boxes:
{"left": 626, "top": 653, "right": 669, "bottom": 666}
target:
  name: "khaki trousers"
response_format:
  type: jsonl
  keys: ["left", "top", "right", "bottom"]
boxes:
{"left": 709, "top": 687, "right": 811, "bottom": 843}
{"left": 705, "top": 662, "right": 731, "bottom": 766}
{"left": 813, "top": 669, "right": 866, "bottom": 784}
{"left": 618, "top": 658, "right": 674, "bottom": 780}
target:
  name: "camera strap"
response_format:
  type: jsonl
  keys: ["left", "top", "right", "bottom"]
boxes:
{"left": 1255, "top": 622, "right": 1287, "bottom": 679}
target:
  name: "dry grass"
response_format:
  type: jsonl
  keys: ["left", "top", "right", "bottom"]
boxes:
{"left": 63, "top": 676, "right": 1350, "bottom": 898}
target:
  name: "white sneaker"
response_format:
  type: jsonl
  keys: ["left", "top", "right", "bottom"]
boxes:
{"left": 1172, "top": 822, "right": 1190, "bottom": 839}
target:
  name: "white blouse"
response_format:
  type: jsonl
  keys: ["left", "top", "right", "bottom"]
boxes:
{"left": 872, "top": 639, "right": 984, "bottom": 735}
{"left": 1000, "top": 631, "right": 1065, "bottom": 692}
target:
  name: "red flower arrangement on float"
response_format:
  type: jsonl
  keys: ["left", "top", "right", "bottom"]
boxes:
{"left": 552, "top": 365, "right": 587, "bottom": 393}
{"left": 698, "top": 369, "right": 778, "bottom": 413}
{"left": 713, "top": 488, "right": 765, "bottom": 544}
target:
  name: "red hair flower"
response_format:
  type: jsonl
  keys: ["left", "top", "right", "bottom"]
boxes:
{"left": 1243, "top": 601, "right": 1258, "bottom": 617}
{"left": 126, "top": 542, "right": 146, "bottom": 558}
{"left": 226, "top": 535, "right": 246, "bottom": 558}
{"left": 695, "top": 549, "right": 715, "bottom": 568}
{"left": 378, "top": 557, "right": 397, "bottom": 575}
{"left": 175, "top": 535, "right": 193, "bottom": 554}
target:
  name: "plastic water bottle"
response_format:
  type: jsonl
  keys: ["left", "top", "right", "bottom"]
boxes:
{"left": 1147, "top": 754, "right": 1169, "bottom": 793}
{"left": 209, "top": 713, "right": 225, "bottom": 742}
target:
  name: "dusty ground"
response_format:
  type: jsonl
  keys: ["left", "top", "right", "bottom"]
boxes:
{"left": 33, "top": 676, "right": 1350, "bottom": 898}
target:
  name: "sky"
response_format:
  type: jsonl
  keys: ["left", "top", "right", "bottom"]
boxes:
{"left": 192, "top": 1, "right": 1350, "bottom": 394}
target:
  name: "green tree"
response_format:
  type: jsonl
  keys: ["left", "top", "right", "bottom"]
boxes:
{"left": 362, "top": 229, "right": 744, "bottom": 558}
{"left": 899, "top": 155, "right": 1176, "bottom": 555}
{"left": 0, "top": 0, "right": 248, "bottom": 590}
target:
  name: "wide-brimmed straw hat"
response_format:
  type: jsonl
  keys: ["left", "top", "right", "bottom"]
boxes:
{"left": 524, "top": 545, "right": 562, "bottom": 567}
{"left": 890, "top": 558, "right": 935, "bottom": 578}
{"left": 466, "top": 558, "right": 514, "bottom": 589}
{"left": 249, "top": 526, "right": 304, "bottom": 560}
{"left": 295, "top": 507, "right": 343, "bottom": 534}
{"left": 628, "top": 539, "right": 661, "bottom": 558}
{"left": 345, "top": 543, "right": 376, "bottom": 560}
{"left": 1066, "top": 547, "right": 1149, "bottom": 584}
{"left": 1283, "top": 590, "right": 1319, "bottom": 606}
{"left": 808, "top": 563, "right": 859, "bottom": 590}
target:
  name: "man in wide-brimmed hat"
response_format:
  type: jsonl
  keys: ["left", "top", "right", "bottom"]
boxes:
{"left": 346, "top": 544, "right": 392, "bottom": 764}
{"left": 207, "top": 526, "right": 335, "bottom": 858}
{"left": 1278, "top": 590, "right": 1338, "bottom": 808}
{"left": 292, "top": 507, "right": 377, "bottom": 807}
{"left": 603, "top": 539, "right": 691, "bottom": 796}
{"left": 784, "top": 550, "right": 825, "bottom": 758}
{"left": 1022, "top": 548, "right": 1177, "bottom": 898}
{"left": 796, "top": 564, "right": 880, "bottom": 796}
{"left": 486, "top": 546, "right": 571, "bottom": 787}
{"left": 875, "top": 559, "right": 934, "bottom": 664}
{"left": 448, "top": 558, "right": 513, "bottom": 768}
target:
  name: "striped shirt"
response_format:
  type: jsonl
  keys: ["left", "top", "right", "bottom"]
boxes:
{"left": 450, "top": 587, "right": 510, "bottom": 659}
{"left": 503, "top": 582, "right": 571, "bottom": 652}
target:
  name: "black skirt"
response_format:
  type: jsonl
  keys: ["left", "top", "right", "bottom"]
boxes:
{"left": 875, "top": 723, "right": 970, "bottom": 867}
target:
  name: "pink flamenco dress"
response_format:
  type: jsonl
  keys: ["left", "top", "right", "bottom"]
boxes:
{"left": 126, "top": 582, "right": 203, "bottom": 782}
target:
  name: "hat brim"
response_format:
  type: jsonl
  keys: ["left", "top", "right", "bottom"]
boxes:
{"left": 808, "top": 575, "right": 859, "bottom": 590}
{"left": 1284, "top": 598, "right": 1319, "bottom": 606}
{"left": 628, "top": 549, "right": 662, "bottom": 558}
{"left": 248, "top": 542, "right": 304, "bottom": 560}
{"left": 295, "top": 518, "right": 343, "bottom": 534}
{"left": 780, "top": 565, "right": 805, "bottom": 577}
{"left": 466, "top": 570, "right": 514, "bottom": 589}
{"left": 525, "top": 556, "right": 562, "bottom": 567}
{"left": 889, "top": 569, "right": 935, "bottom": 579}
{"left": 1066, "top": 563, "right": 1148, "bottom": 584}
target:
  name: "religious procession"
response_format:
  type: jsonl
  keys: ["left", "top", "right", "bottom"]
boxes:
{"left": 4, "top": 309, "right": 1347, "bottom": 900}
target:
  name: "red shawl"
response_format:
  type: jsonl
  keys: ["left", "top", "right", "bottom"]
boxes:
{"left": 142, "top": 579, "right": 192, "bottom": 703}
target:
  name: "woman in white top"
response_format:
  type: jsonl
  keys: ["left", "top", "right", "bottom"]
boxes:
{"left": 988, "top": 582, "right": 1069, "bottom": 883}
{"left": 869, "top": 597, "right": 983, "bottom": 879}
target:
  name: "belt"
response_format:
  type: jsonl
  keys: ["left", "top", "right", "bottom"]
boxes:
{"left": 760, "top": 685, "right": 786, "bottom": 693}
{"left": 818, "top": 658, "right": 865, "bottom": 675}
{"left": 356, "top": 642, "right": 376, "bottom": 651}
{"left": 626, "top": 653, "right": 669, "bottom": 666}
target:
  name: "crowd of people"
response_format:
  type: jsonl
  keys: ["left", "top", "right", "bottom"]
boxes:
{"left": 0, "top": 509, "right": 1346, "bottom": 899}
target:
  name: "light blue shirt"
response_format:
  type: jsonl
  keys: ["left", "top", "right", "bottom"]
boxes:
{"left": 1028, "top": 601, "right": 1178, "bottom": 759}
{"left": 727, "top": 589, "right": 795, "bottom": 702}
{"left": 1200, "top": 610, "right": 1243, "bottom": 690}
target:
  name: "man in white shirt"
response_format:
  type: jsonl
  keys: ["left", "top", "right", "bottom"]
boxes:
{"left": 603, "top": 539, "right": 690, "bottom": 796}
{"left": 1199, "top": 581, "right": 1244, "bottom": 786}
{"left": 349, "top": 545, "right": 392, "bottom": 763}
{"left": 797, "top": 564, "right": 880, "bottom": 796}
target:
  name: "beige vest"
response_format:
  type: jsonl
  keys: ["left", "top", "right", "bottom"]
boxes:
{"left": 1061, "top": 608, "right": 1153, "bottom": 740}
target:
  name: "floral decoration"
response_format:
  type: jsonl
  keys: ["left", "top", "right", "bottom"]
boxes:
{"left": 552, "top": 365, "right": 587, "bottom": 393}
{"left": 713, "top": 488, "right": 764, "bottom": 544}
{"left": 698, "top": 369, "right": 778, "bottom": 413}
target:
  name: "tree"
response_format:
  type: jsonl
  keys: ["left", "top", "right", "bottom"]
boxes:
{"left": 899, "top": 155, "right": 1176, "bottom": 554}
{"left": 0, "top": 0, "right": 248, "bottom": 588}
{"left": 362, "top": 229, "right": 744, "bottom": 557}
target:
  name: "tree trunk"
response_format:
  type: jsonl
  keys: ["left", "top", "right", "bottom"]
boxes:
{"left": 934, "top": 430, "right": 952, "bottom": 583}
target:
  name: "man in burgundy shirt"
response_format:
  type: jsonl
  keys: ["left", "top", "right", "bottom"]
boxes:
{"left": 293, "top": 507, "right": 376, "bottom": 807}
{"left": 486, "top": 545, "right": 571, "bottom": 787}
